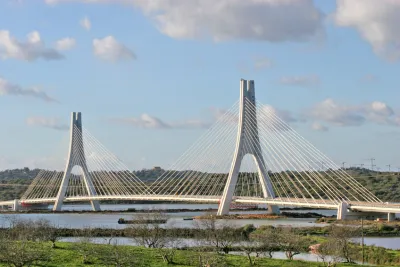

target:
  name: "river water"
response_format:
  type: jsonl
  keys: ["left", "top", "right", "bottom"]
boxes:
{"left": 0, "top": 204, "right": 334, "bottom": 228}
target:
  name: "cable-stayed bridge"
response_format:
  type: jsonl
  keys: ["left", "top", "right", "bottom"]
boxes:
{"left": 1, "top": 79, "right": 400, "bottom": 220}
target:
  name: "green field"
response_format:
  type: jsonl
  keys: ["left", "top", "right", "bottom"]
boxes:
{"left": 0, "top": 241, "right": 378, "bottom": 267}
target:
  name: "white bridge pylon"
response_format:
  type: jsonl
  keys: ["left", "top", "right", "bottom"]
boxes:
{"left": 21, "top": 113, "right": 151, "bottom": 211}
{"left": 217, "top": 80, "right": 278, "bottom": 215}
{"left": 53, "top": 112, "right": 100, "bottom": 211}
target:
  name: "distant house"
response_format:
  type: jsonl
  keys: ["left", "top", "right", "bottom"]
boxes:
{"left": 153, "top": 166, "right": 162, "bottom": 171}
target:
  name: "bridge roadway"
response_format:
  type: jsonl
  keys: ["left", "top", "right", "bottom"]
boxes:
{"left": 1, "top": 196, "right": 400, "bottom": 215}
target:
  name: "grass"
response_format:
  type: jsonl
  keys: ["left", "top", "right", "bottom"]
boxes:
{"left": 0, "top": 241, "right": 382, "bottom": 267}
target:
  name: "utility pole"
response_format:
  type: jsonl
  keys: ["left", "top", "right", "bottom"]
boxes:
{"left": 342, "top": 162, "right": 346, "bottom": 169}
{"left": 361, "top": 217, "right": 365, "bottom": 265}
{"left": 387, "top": 164, "right": 391, "bottom": 172}
{"left": 367, "top": 158, "right": 375, "bottom": 171}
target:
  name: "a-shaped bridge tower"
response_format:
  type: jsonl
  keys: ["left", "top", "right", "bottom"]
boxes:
{"left": 53, "top": 112, "right": 100, "bottom": 211}
{"left": 218, "top": 80, "right": 278, "bottom": 215}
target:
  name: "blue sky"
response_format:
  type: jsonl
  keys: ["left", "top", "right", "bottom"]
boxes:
{"left": 0, "top": 0, "right": 400, "bottom": 171}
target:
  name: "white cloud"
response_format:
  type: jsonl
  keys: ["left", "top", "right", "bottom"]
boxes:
{"left": 0, "top": 30, "right": 63, "bottom": 61}
{"left": 254, "top": 57, "right": 273, "bottom": 70}
{"left": 311, "top": 122, "right": 328, "bottom": 132}
{"left": 210, "top": 107, "right": 238, "bottom": 124}
{"left": 361, "top": 74, "right": 378, "bottom": 83}
{"left": 26, "top": 116, "right": 69, "bottom": 131}
{"left": 0, "top": 77, "right": 57, "bottom": 102}
{"left": 110, "top": 113, "right": 211, "bottom": 129}
{"left": 45, "top": 0, "right": 324, "bottom": 42}
{"left": 80, "top": 16, "right": 91, "bottom": 30}
{"left": 280, "top": 75, "right": 320, "bottom": 87}
{"left": 364, "top": 101, "right": 394, "bottom": 124}
{"left": 310, "top": 99, "right": 365, "bottom": 126}
{"left": 93, "top": 36, "right": 135, "bottom": 62}
{"left": 260, "top": 105, "right": 298, "bottom": 129}
{"left": 309, "top": 99, "right": 398, "bottom": 127}
{"left": 55, "top": 37, "right": 76, "bottom": 50}
{"left": 262, "top": 105, "right": 297, "bottom": 124}
{"left": 334, "top": 0, "right": 400, "bottom": 61}
{"left": 116, "top": 114, "right": 170, "bottom": 129}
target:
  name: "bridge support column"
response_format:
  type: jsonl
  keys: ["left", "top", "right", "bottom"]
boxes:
{"left": 388, "top": 213, "right": 396, "bottom": 222}
{"left": 217, "top": 79, "right": 278, "bottom": 216}
{"left": 337, "top": 202, "right": 348, "bottom": 220}
{"left": 12, "top": 199, "right": 20, "bottom": 211}
{"left": 53, "top": 112, "right": 100, "bottom": 212}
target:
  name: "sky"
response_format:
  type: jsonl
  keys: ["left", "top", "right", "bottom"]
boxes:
{"left": 0, "top": 0, "right": 400, "bottom": 171}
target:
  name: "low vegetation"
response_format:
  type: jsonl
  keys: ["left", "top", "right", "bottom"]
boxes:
{"left": 0, "top": 215, "right": 400, "bottom": 266}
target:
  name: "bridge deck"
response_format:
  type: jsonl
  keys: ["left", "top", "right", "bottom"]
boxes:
{"left": 0, "top": 200, "right": 14, "bottom": 206}
{"left": 0, "top": 196, "right": 394, "bottom": 214}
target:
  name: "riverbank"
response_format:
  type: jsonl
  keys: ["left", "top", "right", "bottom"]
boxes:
{"left": 194, "top": 212, "right": 332, "bottom": 220}
{"left": 314, "top": 218, "right": 400, "bottom": 236}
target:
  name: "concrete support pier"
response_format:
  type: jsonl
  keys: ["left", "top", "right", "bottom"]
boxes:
{"left": 337, "top": 202, "right": 348, "bottom": 220}
{"left": 12, "top": 199, "right": 20, "bottom": 211}
{"left": 337, "top": 203, "right": 397, "bottom": 221}
{"left": 388, "top": 213, "right": 396, "bottom": 222}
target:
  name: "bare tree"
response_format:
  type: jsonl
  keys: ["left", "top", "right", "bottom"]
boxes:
{"left": 327, "top": 225, "right": 360, "bottom": 263}
{"left": 33, "top": 218, "right": 61, "bottom": 248}
{"left": 125, "top": 212, "right": 170, "bottom": 248}
{"left": 0, "top": 239, "right": 51, "bottom": 267}
{"left": 157, "top": 239, "right": 182, "bottom": 264}
{"left": 125, "top": 212, "right": 180, "bottom": 264}
{"left": 95, "top": 240, "right": 137, "bottom": 267}
{"left": 0, "top": 217, "right": 53, "bottom": 266}
{"left": 73, "top": 227, "right": 96, "bottom": 264}
{"left": 2, "top": 217, "right": 61, "bottom": 247}
{"left": 275, "top": 227, "right": 309, "bottom": 260}
{"left": 188, "top": 245, "right": 228, "bottom": 267}
{"left": 7, "top": 218, "right": 36, "bottom": 241}
{"left": 238, "top": 240, "right": 263, "bottom": 266}
{"left": 250, "top": 226, "right": 278, "bottom": 258}
{"left": 194, "top": 214, "right": 238, "bottom": 254}
{"left": 102, "top": 228, "right": 116, "bottom": 245}
{"left": 315, "top": 242, "right": 342, "bottom": 267}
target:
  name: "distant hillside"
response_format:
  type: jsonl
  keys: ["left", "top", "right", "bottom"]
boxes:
{"left": 0, "top": 167, "right": 399, "bottom": 202}
{"left": 0, "top": 168, "right": 39, "bottom": 200}
{"left": 344, "top": 168, "right": 400, "bottom": 202}
{"left": 0, "top": 167, "right": 165, "bottom": 201}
